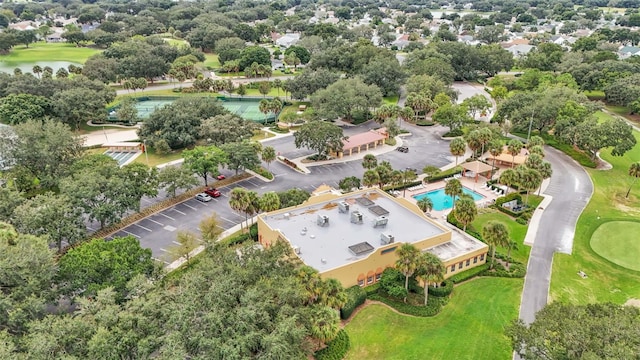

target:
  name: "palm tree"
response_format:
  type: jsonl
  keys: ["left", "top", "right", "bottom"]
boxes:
{"left": 229, "top": 188, "right": 250, "bottom": 231}
{"left": 395, "top": 243, "right": 421, "bottom": 302}
{"left": 529, "top": 145, "right": 545, "bottom": 157}
{"left": 399, "top": 106, "right": 415, "bottom": 126}
{"left": 527, "top": 135, "right": 545, "bottom": 148}
{"left": 273, "top": 79, "right": 282, "bottom": 96}
{"left": 537, "top": 161, "right": 552, "bottom": 195}
{"left": 478, "top": 127, "right": 494, "bottom": 156}
{"left": 505, "top": 239, "right": 518, "bottom": 270}
{"left": 507, "top": 139, "right": 524, "bottom": 168}
{"left": 318, "top": 278, "right": 347, "bottom": 310}
{"left": 245, "top": 190, "right": 260, "bottom": 227}
{"left": 417, "top": 197, "right": 433, "bottom": 214}
{"left": 520, "top": 168, "right": 542, "bottom": 205}
{"left": 402, "top": 169, "right": 418, "bottom": 197}
{"left": 390, "top": 170, "right": 403, "bottom": 191}
{"left": 444, "top": 179, "right": 463, "bottom": 210}
{"left": 525, "top": 153, "right": 544, "bottom": 172}
{"left": 298, "top": 265, "right": 324, "bottom": 304}
{"left": 454, "top": 197, "right": 477, "bottom": 231}
{"left": 309, "top": 306, "right": 340, "bottom": 348}
{"left": 362, "top": 169, "right": 380, "bottom": 188}
{"left": 269, "top": 98, "right": 283, "bottom": 122}
{"left": 416, "top": 252, "right": 445, "bottom": 306}
{"left": 362, "top": 154, "right": 378, "bottom": 170}
{"left": 259, "top": 191, "right": 281, "bottom": 213}
{"left": 488, "top": 139, "right": 503, "bottom": 180}
{"left": 482, "top": 221, "right": 509, "bottom": 270}
{"left": 465, "top": 130, "right": 482, "bottom": 159}
{"left": 259, "top": 99, "right": 270, "bottom": 122}
{"left": 32, "top": 65, "right": 42, "bottom": 78}
{"left": 261, "top": 146, "right": 276, "bottom": 169}
{"left": 449, "top": 138, "right": 466, "bottom": 166}
{"left": 499, "top": 168, "right": 519, "bottom": 195}
{"left": 626, "top": 162, "right": 640, "bottom": 198}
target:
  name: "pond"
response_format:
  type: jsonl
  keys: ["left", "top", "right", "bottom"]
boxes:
{"left": 0, "top": 61, "right": 82, "bottom": 75}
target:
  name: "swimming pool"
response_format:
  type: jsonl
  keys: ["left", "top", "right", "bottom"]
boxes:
{"left": 413, "top": 187, "right": 485, "bottom": 211}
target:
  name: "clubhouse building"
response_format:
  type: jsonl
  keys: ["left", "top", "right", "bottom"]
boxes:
{"left": 257, "top": 187, "right": 488, "bottom": 287}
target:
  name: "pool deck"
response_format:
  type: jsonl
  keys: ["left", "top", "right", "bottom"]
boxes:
{"left": 403, "top": 175, "right": 504, "bottom": 219}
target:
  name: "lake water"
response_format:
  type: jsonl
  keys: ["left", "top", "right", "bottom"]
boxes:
{"left": 0, "top": 61, "right": 82, "bottom": 75}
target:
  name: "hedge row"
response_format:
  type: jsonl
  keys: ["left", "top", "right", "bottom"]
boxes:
{"left": 449, "top": 263, "right": 490, "bottom": 284}
{"left": 428, "top": 280, "right": 453, "bottom": 297}
{"left": 314, "top": 329, "right": 350, "bottom": 360}
{"left": 340, "top": 286, "right": 367, "bottom": 320}
{"left": 252, "top": 166, "right": 274, "bottom": 180}
{"left": 425, "top": 166, "right": 463, "bottom": 183}
{"left": 384, "top": 180, "right": 422, "bottom": 192}
{"left": 368, "top": 290, "right": 445, "bottom": 317}
{"left": 483, "top": 259, "right": 526, "bottom": 278}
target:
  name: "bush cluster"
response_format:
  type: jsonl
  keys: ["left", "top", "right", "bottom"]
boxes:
{"left": 252, "top": 166, "right": 273, "bottom": 180}
{"left": 449, "top": 263, "right": 490, "bottom": 284}
{"left": 428, "top": 280, "right": 453, "bottom": 297}
{"left": 425, "top": 167, "right": 463, "bottom": 183}
{"left": 368, "top": 291, "right": 445, "bottom": 317}
{"left": 340, "top": 286, "right": 367, "bottom": 320}
{"left": 442, "top": 129, "right": 463, "bottom": 137}
{"left": 314, "top": 329, "right": 350, "bottom": 360}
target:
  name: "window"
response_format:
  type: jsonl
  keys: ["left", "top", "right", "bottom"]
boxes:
{"left": 375, "top": 273, "right": 382, "bottom": 281}
{"left": 474, "top": 256, "right": 478, "bottom": 264}
{"left": 466, "top": 259, "right": 470, "bottom": 266}
{"left": 367, "top": 276, "right": 374, "bottom": 284}
{"left": 480, "top": 254, "right": 485, "bottom": 261}
{"left": 458, "top": 262, "right": 463, "bottom": 269}
{"left": 358, "top": 279, "right": 364, "bottom": 286}
{"left": 451, "top": 265, "right": 456, "bottom": 272}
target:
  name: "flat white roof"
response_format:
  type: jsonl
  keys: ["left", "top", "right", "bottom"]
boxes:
{"left": 261, "top": 190, "right": 447, "bottom": 272}
{"left": 426, "top": 229, "right": 487, "bottom": 261}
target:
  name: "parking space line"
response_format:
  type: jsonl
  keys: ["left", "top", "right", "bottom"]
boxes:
{"left": 147, "top": 218, "right": 164, "bottom": 226}
{"left": 121, "top": 230, "right": 141, "bottom": 239}
{"left": 172, "top": 208, "right": 186, "bottom": 215}
{"left": 153, "top": 257, "right": 170, "bottom": 265}
{"left": 172, "top": 241, "right": 182, "bottom": 245}
{"left": 134, "top": 223, "right": 152, "bottom": 232}
{"left": 159, "top": 248, "right": 175, "bottom": 254}
{"left": 159, "top": 213, "right": 175, "bottom": 221}
{"left": 220, "top": 216, "right": 235, "bottom": 223}
{"left": 182, "top": 203, "right": 197, "bottom": 210}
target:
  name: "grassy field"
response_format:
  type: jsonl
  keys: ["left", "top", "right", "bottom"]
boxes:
{"left": 345, "top": 278, "right": 522, "bottom": 360}
{"left": 471, "top": 210, "right": 531, "bottom": 264}
{"left": 382, "top": 95, "right": 399, "bottom": 105}
{"left": 203, "top": 53, "right": 220, "bottom": 69}
{"left": 590, "top": 221, "right": 640, "bottom": 272}
{"left": 237, "top": 87, "right": 285, "bottom": 97}
{"left": 0, "top": 42, "right": 100, "bottom": 63}
{"left": 550, "top": 130, "right": 640, "bottom": 304}
{"left": 133, "top": 147, "right": 184, "bottom": 167}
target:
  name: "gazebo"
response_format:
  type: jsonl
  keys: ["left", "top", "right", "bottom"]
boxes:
{"left": 460, "top": 160, "right": 494, "bottom": 183}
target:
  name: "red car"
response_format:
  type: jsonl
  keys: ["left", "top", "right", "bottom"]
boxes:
{"left": 217, "top": 174, "right": 226, "bottom": 180}
{"left": 204, "top": 187, "right": 221, "bottom": 198}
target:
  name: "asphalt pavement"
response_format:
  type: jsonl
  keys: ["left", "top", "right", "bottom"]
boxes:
{"left": 518, "top": 146, "right": 593, "bottom": 325}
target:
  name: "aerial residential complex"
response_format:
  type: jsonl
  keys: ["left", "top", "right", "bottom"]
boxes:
{"left": 258, "top": 187, "right": 488, "bottom": 287}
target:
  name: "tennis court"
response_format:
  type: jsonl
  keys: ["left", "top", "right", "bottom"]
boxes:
{"left": 221, "top": 99, "right": 275, "bottom": 123}
{"left": 133, "top": 100, "right": 175, "bottom": 119}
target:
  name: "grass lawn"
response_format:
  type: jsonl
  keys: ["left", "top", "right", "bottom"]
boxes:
{"left": 382, "top": 95, "right": 399, "bottom": 105}
{"left": 471, "top": 210, "right": 530, "bottom": 264}
{"left": 134, "top": 147, "right": 184, "bottom": 167}
{"left": 0, "top": 42, "right": 100, "bottom": 64}
{"left": 250, "top": 130, "right": 276, "bottom": 141}
{"left": 203, "top": 53, "right": 220, "bottom": 69}
{"left": 115, "top": 89, "right": 220, "bottom": 101}
{"left": 550, "top": 130, "right": 640, "bottom": 304}
{"left": 591, "top": 221, "right": 640, "bottom": 272}
{"left": 237, "top": 87, "right": 285, "bottom": 97}
{"left": 583, "top": 90, "right": 605, "bottom": 100}
{"left": 76, "top": 122, "right": 137, "bottom": 135}
{"left": 345, "top": 277, "right": 522, "bottom": 360}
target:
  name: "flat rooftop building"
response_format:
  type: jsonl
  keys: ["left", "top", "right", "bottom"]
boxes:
{"left": 258, "top": 187, "right": 488, "bottom": 287}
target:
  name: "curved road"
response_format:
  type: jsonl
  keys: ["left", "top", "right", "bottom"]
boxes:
{"left": 518, "top": 146, "right": 593, "bottom": 324}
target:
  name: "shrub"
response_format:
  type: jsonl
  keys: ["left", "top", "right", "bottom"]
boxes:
{"left": 252, "top": 166, "right": 273, "bottom": 180}
{"left": 368, "top": 290, "right": 445, "bottom": 317}
{"left": 449, "top": 263, "right": 490, "bottom": 284}
{"left": 314, "top": 329, "right": 350, "bottom": 360}
{"left": 416, "top": 120, "right": 435, "bottom": 126}
{"left": 424, "top": 167, "right": 463, "bottom": 183}
{"left": 516, "top": 217, "right": 528, "bottom": 225}
{"left": 383, "top": 180, "right": 422, "bottom": 192}
{"left": 340, "top": 286, "right": 367, "bottom": 320}
{"left": 364, "top": 283, "right": 380, "bottom": 296}
{"left": 249, "top": 223, "right": 258, "bottom": 240}
{"left": 482, "top": 261, "right": 526, "bottom": 278}
{"left": 443, "top": 129, "right": 463, "bottom": 137}
{"left": 495, "top": 193, "right": 522, "bottom": 207}
{"left": 428, "top": 280, "right": 453, "bottom": 297}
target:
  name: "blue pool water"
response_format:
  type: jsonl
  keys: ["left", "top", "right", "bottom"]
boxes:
{"left": 413, "top": 187, "right": 485, "bottom": 211}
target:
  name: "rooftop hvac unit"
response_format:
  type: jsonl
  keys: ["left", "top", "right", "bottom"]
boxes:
{"left": 317, "top": 215, "right": 329, "bottom": 227}
{"left": 373, "top": 216, "right": 388, "bottom": 228}
{"left": 350, "top": 211, "right": 363, "bottom": 224}
{"left": 293, "top": 246, "right": 301, "bottom": 254}
{"left": 338, "top": 201, "right": 350, "bottom": 213}
{"left": 380, "top": 233, "right": 395, "bottom": 245}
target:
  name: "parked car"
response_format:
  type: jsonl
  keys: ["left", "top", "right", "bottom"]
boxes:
{"left": 405, "top": 167, "right": 417, "bottom": 173}
{"left": 195, "top": 193, "right": 213, "bottom": 202}
{"left": 217, "top": 174, "right": 226, "bottom": 180}
{"left": 397, "top": 146, "right": 409, "bottom": 153}
{"left": 204, "top": 187, "right": 221, "bottom": 198}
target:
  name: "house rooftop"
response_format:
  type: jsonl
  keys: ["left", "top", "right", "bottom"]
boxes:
{"left": 260, "top": 189, "right": 448, "bottom": 272}
{"left": 342, "top": 130, "right": 386, "bottom": 150}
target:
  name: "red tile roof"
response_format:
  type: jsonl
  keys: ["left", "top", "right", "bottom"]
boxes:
{"left": 342, "top": 130, "right": 387, "bottom": 150}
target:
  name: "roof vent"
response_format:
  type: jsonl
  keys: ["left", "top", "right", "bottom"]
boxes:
{"left": 321, "top": 258, "right": 327, "bottom": 264}
{"left": 284, "top": 213, "right": 290, "bottom": 220}
{"left": 338, "top": 201, "right": 350, "bottom": 213}
{"left": 380, "top": 233, "right": 395, "bottom": 245}
{"left": 350, "top": 211, "right": 363, "bottom": 224}
{"left": 293, "top": 246, "right": 301, "bottom": 254}
{"left": 373, "top": 216, "right": 388, "bottom": 228}
{"left": 317, "top": 215, "right": 329, "bottom": 227}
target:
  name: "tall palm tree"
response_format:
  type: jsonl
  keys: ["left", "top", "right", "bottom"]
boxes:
{"left": 449, "top": 138, "right": 466, "bottom": 166}
{"left": 417, "top": 197, "right": 433, "bottom": 214}
{"left": 626, "top": 162, "right": 640, "bottom": 198}
{"left": 478, "top": 127, "right": 494, "bottom": 156}
{"left": 399, "top": 106, "right": 415, "bottom": 126}
{"left": 259, "top": 99, "right": 270, "bottom": 122}
{"left": 395, "top": 243, "right": 421, "bottom": 302}
{"left": 444, "top": 179, "right": 463, "bottom": 210}
{"left": 527, "top": 135, "right": 545, "bottom": 148}
{"left": 529, "top": 145, "right": 545, "bottom": 157}
{"left": 273, "top": 79, "right": 282, "bottom": 96}
{"left": 298, "top": 265, "right": 324, "bottom": 304}
{"left": 229, "top": 188, "right": 249, "bottom": 231}
{"left": 318, "top": 278, "right": 347, "bottom": 310}
{"left": 454, "top": 197, "right": 477, "bottom": 231}
{"left": 261, "top": 146, "right": 276, "bottom": 169}
{"left": 32, "top": 65, "right": 42, "bottom": 78}
{"left": 402, "top": 169, "right": 418, "bottom": 197}
{"left": 390, "top": 170, "right": 403, "bottom": 191}
{"left": 416, "top": 252, "right": 445, "bottom": 306}
{"left": 482, "top": 221, "right": 509, "bottom": 270}
{"left": 259, "top": 191, "right": 281, "bottom": 213}
{"left": 362, "top": 169, "right": 380, "bottom": 188}
{"left": 499, "top": 169, "right": 519, "bottom": 195}
{"left": 507, "top": 139, "right": 524, "bottom": 168}
{"left": 309, "top": 306, "right": 340, "bottom": 348}
{"left": 520, "top": 168, "right": 542, "bottom": 205}
{"left": 269, "top": 98, "right": 283, "bottom": 122}
{"left": 362, "top": 154, "right": 378, "bottom": 170}
{"left": 465, "top": 130, "right": 482, "bottom": 158}
{"left": 525, "top": 153, "right": 544, "bottom": 171}
{"left": 505, "top": 238, "right": 518, "bottom": 270}
{"left": 488, "top": 139, "right": 503, "bottom": 180}
{"left": 537, "top": 161, "right": 552, "bottom": 195}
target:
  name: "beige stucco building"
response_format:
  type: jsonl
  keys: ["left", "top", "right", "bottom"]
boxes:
{"left": 258, "top": 187, "right": 488, "bottom": 288}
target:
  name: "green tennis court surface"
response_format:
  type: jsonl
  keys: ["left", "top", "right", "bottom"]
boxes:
{"left": 133, "top": 100, "right": 175, "bottom": 118}
{"left": 128, "top": 98, "right": 274, "bottom": 123}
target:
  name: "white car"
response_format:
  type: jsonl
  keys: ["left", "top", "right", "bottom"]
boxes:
{"left": 195, "top": 193, "right": 212, "bottom": 202}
